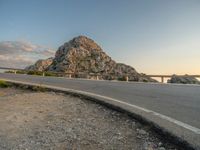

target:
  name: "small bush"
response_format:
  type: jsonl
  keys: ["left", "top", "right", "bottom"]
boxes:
{"left": 16, "top": 70, "right": 27, "bottom": 74}
{"left": 0, "top": 80, "right": 11, "bottom": 88}
{"left": 31, "top": 86, "right": 47, "bottom": 92}
{"left": 27, "top": 70, "right": 43, "bottom": 76}
{"left": 45, "top": 72, "right": 57, "bottom": 77}
{"left": 5, "top": 70, "right": 15, "bottom": 73}
{"left": 118, "top": 76, "right": 128, "bottom": 81}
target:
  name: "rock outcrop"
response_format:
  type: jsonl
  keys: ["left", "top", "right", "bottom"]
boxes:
{"left": 25, "top": 57, "right": 53, "bottom": 71}
{"left": 26, "top": 36, "right": 157, "bottom": 82}
{"left": 167, "top": 75, "right": 200, "bottom": 84}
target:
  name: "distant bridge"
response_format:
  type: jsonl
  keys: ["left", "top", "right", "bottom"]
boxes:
{"left": 0, "top": 67, "right": 200, "bottom": 83}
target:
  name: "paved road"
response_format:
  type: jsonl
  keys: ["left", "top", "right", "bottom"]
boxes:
{"left": 0, "top": 73, "right": 200, "bottom": 149}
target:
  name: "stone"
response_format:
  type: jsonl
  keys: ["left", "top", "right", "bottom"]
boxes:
{"left": 142, "top": 141, "right": 154, "bottom": 150}
{"left": 159, "top": 147, "right": 166, "bottom": 150}
{"left": 137, "top": 129, "right": 148, "bottom": 135}
{"left": 167, "top": 74, "right": 200, "bottom": 84}
{"left": 158, "top": 142, "right": 162, "bottom": 147}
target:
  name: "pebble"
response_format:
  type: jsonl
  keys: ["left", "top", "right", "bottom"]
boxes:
{"left": 158, "top": 142, "right": 163, "bottom": 147}
{"left": 137, "top": 129, "right": 148, "bottom": 135}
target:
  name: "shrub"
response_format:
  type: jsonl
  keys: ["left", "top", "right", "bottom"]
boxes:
{"left": 5, "top": 70, "right": 15, "bottom": 73}
{"left": 118, "top": 76, "right": 128, "bottom": 81}
{"left": 16, "top": 70, "right": 27, "bottom": 74}
{"left": 44, "top": 72, "right": 57, "bottom": 77}
{"left": 27, "top": 70, "right": 43, "bottom": 76}
{"left": 0, "top": 80, "right": 11, "bottom": 88}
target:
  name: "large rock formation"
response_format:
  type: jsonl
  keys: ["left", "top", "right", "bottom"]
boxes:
{"left": 167, "top": 75, "right": 200, "bottom": 84}
{"left": 25, "top": 57, "right": 53, "bottom": 71}
{"left": 26, "top": 36, "right": 157, "bottom": 82}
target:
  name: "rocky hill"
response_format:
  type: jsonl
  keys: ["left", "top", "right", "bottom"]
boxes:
{"left": 167, "top": 75, "right": 200, "bottom": 84}
{"left": 26, "top": 36, "right": 157, "bottom": 82}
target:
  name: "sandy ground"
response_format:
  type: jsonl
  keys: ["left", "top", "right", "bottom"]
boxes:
{"left": 0, "top": 88, "right": 178, "bottom": 150}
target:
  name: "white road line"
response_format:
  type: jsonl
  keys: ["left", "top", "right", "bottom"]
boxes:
{"left": 1, "top": 78, "right": 200, "bottom": 135}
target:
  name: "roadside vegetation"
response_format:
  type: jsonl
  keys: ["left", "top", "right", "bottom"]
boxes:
{"left": 0, "top": 80, "right": 11, "bottom": 88}
{"left": 5, "top": 70, "right": 59, "bottom": 77}
{"left": 0, "top": 80, "right": 47, "bottom": 93}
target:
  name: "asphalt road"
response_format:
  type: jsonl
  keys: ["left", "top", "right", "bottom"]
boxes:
{"left": 0, "top": 73, "right": 200, "bottom": 148}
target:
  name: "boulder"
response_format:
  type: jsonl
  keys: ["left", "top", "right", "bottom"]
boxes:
{"left": 26, "top": 57, "right": 53, "bottom": 71}
{"left": 167, "top": 75, "right": 200, "bottom": 84}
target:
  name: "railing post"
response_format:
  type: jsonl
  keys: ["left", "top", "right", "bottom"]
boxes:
{"left": 42, "top": 72, "right": 45, "bottom": 77}
{"left": 126, "top": 76, "right": 129, "bottom": 82}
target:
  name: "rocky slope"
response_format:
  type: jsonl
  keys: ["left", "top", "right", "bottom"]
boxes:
{"left": 167, "top": 75, "right": 200, "bottom": 84}
{"left": 26, "top": 57, "right": 53, "bottom": 71}
{"left": 26, "top": 36, "right": 157, "bottom": 82}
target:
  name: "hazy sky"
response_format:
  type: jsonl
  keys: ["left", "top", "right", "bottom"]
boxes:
{"left": 0, "top": 0, "right": 200, "bottom": 74}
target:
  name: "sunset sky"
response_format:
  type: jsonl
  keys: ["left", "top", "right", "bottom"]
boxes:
{"left": 0, "top": 0, "right": 199, "bottom": 74}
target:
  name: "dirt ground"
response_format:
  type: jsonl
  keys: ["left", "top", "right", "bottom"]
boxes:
{"left": 0, "top": 87, "right": 178, "bottom": 150}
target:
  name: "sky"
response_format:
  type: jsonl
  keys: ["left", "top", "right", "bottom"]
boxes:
{"left": 0, "top": 0, "right": 200, "bottom": 74}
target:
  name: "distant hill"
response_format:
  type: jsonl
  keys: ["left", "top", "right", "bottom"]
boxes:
{"left": 26, "top": 36, "right": 157, "bottom": 82}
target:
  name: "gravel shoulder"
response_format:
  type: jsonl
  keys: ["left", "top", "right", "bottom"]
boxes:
{"left": 0, "top": 87, "right": 178, "bottom": 150}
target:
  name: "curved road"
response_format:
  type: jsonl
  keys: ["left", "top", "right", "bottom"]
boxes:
{"left": 0, "top": 73, "right": 200, "bottom": 149}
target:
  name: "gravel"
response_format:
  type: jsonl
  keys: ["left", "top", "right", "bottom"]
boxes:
{"left": 0, "top": 88, "right": 179, "bottom": 150}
